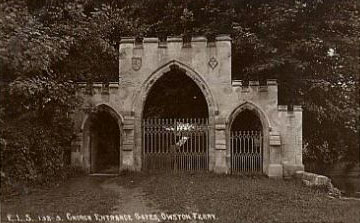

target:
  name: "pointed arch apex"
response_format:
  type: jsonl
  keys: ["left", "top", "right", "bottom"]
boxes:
{"left": 80, "top": 103, "right": 123, "bottom": 131}
{"left": 131, "top": 59, "right": 219, "bottom": 116}
{"left": 227, "top": 101, "right": 271, "bottom": 131}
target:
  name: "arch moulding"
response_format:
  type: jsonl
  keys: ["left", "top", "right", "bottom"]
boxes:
{"left": 226, "top": 101, "right": 271, "bottom": 131}
{"left": 131, "top": 60, "right": 219, "bottom": 117}
{"left": 81, "top": 103, "right": 124, "bottom": 131}
{"left": 226, "top": 100, "right": 271, "bottom": 174}
{"left": 130, "top": 60, "right": 218, "bottom": 171}
{"left": 79, "top": 103, "right": 124, "bottom": 173}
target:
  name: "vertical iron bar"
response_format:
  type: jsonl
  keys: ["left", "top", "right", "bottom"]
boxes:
{"left": 251, "top": 132, "right": 253, "bottom": 172}
{"left": 142, "top": 119, "right": 144, "bottom": 170}
{"left": 230, "top": 131, "right": 233, "bottom": 173}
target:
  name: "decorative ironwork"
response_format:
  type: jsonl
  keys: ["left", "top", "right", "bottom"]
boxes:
{"left": 230, "top": 131, "right": 263, "bottom": 174}
{"left": 142, "top": 118, "right": 209, "bottom": 172}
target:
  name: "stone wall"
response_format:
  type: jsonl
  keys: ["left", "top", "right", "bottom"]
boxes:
{"left": 71, "top": 36, "right": 304, "bottom": 177}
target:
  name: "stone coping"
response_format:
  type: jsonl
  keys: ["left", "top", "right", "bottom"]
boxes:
{"left": 232, "top": 79, "right": 277, "bottom": 86}
{"left": 120, "top": 35, "right": 231, "bottom": 44}
{"left": 278, "top": 105, "right": 302, "bottom": 112}
{"left": 77, "top": 82, "right": 119, "bottom": 88}
{"left": 77, "top": 80, "right": 282, "bottom": 89}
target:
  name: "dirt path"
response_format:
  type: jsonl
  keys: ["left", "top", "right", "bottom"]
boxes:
{"left": 2, "top": 174, "right": 360, "bottom": 223}
{"left": 101, "top": 177, "right": 164, "bottom": 222}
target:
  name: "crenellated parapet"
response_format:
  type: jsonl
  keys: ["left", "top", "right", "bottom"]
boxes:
{"left": 278, "top": 105, "right": 302, "bottom": 112}
{"left": 119, "top": 35, "right": 231, "bottom": 49}
{"left": 77, "top": 82, "right": 119, "bottom": 88}
{"left": 229, "top": 79, "right": 279, "bottom": 105}
{"left": 71, "top": 33, "right": 304, "bottom": 177}
{"left": 77, "top": 82, "right": 119, "bottom": 95}
{"left": 119, "top": 34, "right": 233, "bottom": 89}
{"left": 231, "top": 79, "right": 277, "bottom": 87}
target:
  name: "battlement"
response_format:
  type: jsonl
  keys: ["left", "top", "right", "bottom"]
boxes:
{"left": 119, "top": 34, "right": 233, "bottom": 85}
{"left": 119, "top": 35, "right": 231, "bottom": 48}
{"left": 278, "top": 105, "right": 302, "bottom": 112}
{"left": 73, "top": 34, "right": 303, "bottom": 178}
{"left": 231, "top": 79, "right": 277, "bottom": 87}
{"left": 78, "top": 82, "right": 119, "bottom": 88}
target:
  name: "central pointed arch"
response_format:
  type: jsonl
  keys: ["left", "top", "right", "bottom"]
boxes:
{"left": 132, "top": 60, "right": 217, "bottom": 171}
{"left": 143, "top": 66, "right": 209, "bottom": 118}
{"left": 131, "top": 60, "right": 218, "bottom": 116}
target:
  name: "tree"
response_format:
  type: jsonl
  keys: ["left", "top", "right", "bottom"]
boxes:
{"left": 0, "top": 0, "right": 358, "bottom": 188}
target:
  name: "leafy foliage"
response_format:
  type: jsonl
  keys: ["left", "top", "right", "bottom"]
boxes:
{"left": 0, "top": 0, "right": 358, "bottom": 189}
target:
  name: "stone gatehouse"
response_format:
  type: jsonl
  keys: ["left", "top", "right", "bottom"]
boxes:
{"left": 70, "top": 35, "right": 304, "bottom": 178}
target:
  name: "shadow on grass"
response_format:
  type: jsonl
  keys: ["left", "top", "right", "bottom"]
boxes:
{"left": 1, "top": 172, "right": 360, "bottom": 223}
{"left": 113, "top": 172, "right": 360, "bottom": 223}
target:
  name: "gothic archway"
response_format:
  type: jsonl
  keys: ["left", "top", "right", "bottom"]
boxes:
{"left": 143, "top": 64, "right": 208, "bottom": 119}
{"left": 82, "top": 105, "right": 122, "bottom": 174}
{"left": 134, "top": 61, "right": 216, "bottom": 171}
{"left": 132, "top": 60, "right": 218, "bottom": 116}
{"left": 227, "top": 102, "right": 270, "bottom": 174}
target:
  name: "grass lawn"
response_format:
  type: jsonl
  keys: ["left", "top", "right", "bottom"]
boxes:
{"left": 1, "top": 176, "right": 118, "bottom": 222}
{"left": 1, "top": 172, "right": 360, "bottom": 223}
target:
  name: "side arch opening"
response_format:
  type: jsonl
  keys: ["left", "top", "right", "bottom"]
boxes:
{"left": 230, "top": 109, "right": 263, "bottom": 174}
{"left": 83, "top": 107, "right": 121, "bottom": 174}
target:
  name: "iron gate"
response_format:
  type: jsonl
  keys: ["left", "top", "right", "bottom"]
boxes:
{"left": 230, "top": 131, "right": 263, "bottom": 173}
{"left": 142, "top": 118, "right": 209, "bottom": 172}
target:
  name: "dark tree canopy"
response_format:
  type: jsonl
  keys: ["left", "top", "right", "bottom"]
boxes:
{"left": 0, "top": 0, "right": 359, "bottom": 186}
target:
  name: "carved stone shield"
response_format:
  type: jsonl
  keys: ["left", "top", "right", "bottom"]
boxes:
{"left": 132, "top": 57, "right": 142, "bottom": 71}
{"left": 208, "top": 57, "right": 218, "bottom": 70}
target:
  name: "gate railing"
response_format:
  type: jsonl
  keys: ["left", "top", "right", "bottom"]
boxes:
{"left": 230, "top": 130, "right": 262, "bottom": 174}
{"left": 142, "top": 118, "right": 209, "bottom": 172}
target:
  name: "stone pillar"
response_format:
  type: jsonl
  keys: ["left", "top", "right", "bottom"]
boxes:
{"left": 282, "top": 106, "right": 304, "bottom": 177}
{"left": 121, "top": 116, "right": 135, "bottom": 171}
{"left": 214, "top": 123, "right": 229, "bottom": 173}
{"left": 268, "top": 130, "right": 283, "bottom": 177}
{"left": 71, "top": 132, "right": 83, "bottom": 168}
{"left": 90, "top": 131, "right": 97, "bottom": 173}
